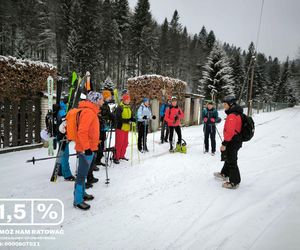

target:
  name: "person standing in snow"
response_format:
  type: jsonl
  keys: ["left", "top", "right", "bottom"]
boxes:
{"left": 113, "top": 93, "right": 135, "bottom": 164}
{"left": 202, "top": 100, "right": 219, "bottom": 155}
{"left": 73, "top": 91, "right": 103, "bottom": 210}
{"left": 137, "top": 98, "right": 156, "bottom": 152}
{"left": 95, "top": 90, "right": 114, "bottom": 166}
{"left": 160, "top": 96, "right": 171, "bottom": 144}
{"left": 57, "top": 96, "right": 75, "bottom": 181}
{"left": 164, "top": 96, "right": 184, "bottom": 152}
{"left": 214, "top": 95, "right": 243, "bottom": 189}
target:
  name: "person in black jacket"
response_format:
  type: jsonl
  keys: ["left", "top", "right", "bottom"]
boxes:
{"left": 113, "top": 94, "right": 135, "bottom": 164}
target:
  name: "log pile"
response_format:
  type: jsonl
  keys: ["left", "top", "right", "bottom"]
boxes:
{"left": 0, "top": 56, "right": 57, "bottom": 101}
{"left": 127, "top": 74, "right": 187, "bottom": 105}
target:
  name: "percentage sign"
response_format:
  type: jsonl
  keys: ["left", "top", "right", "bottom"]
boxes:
{"left": 37, "top": 203, "right": 58, "bottom": 220}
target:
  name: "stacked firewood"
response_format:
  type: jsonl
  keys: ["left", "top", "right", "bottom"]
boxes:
{"left": 127, "top": 74, "right": 187, "bottom": 105}
{"left": 0, "top": 56, "right": 57, "bottom": 101}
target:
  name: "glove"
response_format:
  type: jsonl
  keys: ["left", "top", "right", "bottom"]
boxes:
{"left": 210, "top": 118, "right": 215, "bottom": 123}
{"left": 203, "top": 117, "right": 208, "bottom": 123}
{"left": 152, "top": 115, "right": 156, "bottom": 120}
{"left": 174, "top": 115, "right": 179, "bottom": 121}
{"left": 178, "top": 110, "right": 181, "bottom": 115}
{"left": 58, "top": 120, "right": 66, "bottom": 134}
{"left": 130, "top": 117, "right": 136, "bottom": 122}
{"left": 85, "top": 149, "right": 93, "bottom": 155}
{"left": 142, "top": 115, "right": 147, "bottom": 120}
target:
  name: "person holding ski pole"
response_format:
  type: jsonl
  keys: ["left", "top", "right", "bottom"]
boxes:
{"left": 137, "top": 98, "right": 156, "bottom": 153}
{"left": 113, "top": 93, "right": 135, "bottom": 164}
{"left": 160, "top": 96, "right": 171, "bottom": 144}
{"left": 95, "top": 90, "right": 114, "bottom": 166}
{"left": 202, "top": 100, "right": 219, "bottom": 155}
{"left": 56, "top": 95, "right": 75, "bottom": 181}
{"left": 214, "top": 95, "right": 243, "bottom": 189}
{"left": 73, "top": 91, "right": 103, "bottom": 210}
{"left": 164, "top": 96, "right": 184, "bottom": 152}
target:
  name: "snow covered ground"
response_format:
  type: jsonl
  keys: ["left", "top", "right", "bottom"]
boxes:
{"left": 1, "top": 107, "right": 300, "bottom": 250}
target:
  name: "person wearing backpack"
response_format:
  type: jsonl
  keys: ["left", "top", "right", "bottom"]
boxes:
{"left": 164, "top": 96, "right": 184, "bottom": 152}
{"left": 160, "top": 96, "right": 171, "bottom": 144}
{"left": 113, "top": 93, "right": 135, "bottom": 164}
{"left": 202, "top": 100, "right": 219, "bottom": 155}
{"left": 214, "top": 95, "right": 243, "bottom": 189}
{"left": 137, "top": 98, "right": 156, "bottom": 152}
{"left": 72, "top": 91, "right": 104, "bottom": 210}
{"left": 56, "top": 96, "right": 75, "bottom": 181}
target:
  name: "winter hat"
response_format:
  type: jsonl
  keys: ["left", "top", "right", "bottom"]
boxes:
{"left": 102, "top": 90, "right": 112, "bottom": 100}
{"left": 222, "top": 95, "right": 236, "bottom": 105}
{"left": 122, "top": 93, "right": 130, "bottom": 102}
{"left": 122, "top": 89, "right": 128, "bottom": 95}
{"left": 171, "top": 96, "right": 177, "bottom": 101}
{"left": 143, "top": 97, "right": 149, "bottom": 103}
{"left": 207, "top": 100, "right": 214, "bottom": 105}
{"left": 87, "top": 91, "right": 103, "bottom": 104}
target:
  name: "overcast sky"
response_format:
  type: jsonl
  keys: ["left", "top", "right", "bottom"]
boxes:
{"left": 128, "top": 0, "right": 300, "bottom": 61}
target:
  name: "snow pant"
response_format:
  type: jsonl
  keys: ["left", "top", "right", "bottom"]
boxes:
{"left": 221, "top": 141, "right": 242, "bottom": 185}
{"left": 169, "top": 126, "right": 182, "bottom": 149}
{"left": 160, "top": 118, "right": 169, "bottom": 142}
{"left": 95, "top": 131, "right": 106, "bottom": 164}
{"left": 114, "top": 129, "right": 129, "bottom": 160}
{"left": 58, "top": 142, "right": 72, "bottom": 178}
{"left": 87, "top": 153, "right": 97, "bottom": 184}
{"left": 138, "top": 121, "right": 148, "bottom": 151}
{"left": 204, "top": 124, "right": 216, "bottom": 153}
{"left": 73, "top": 153, "right": 94, "bottom": 205}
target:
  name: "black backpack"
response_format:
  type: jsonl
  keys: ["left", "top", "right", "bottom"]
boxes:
{"left": 237, "top": 113, "right": 255, "bottom": 142}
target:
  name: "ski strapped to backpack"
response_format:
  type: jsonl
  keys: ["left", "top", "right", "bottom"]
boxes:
{"left": 235, "top": 113, "right": 255, "bottom": 142}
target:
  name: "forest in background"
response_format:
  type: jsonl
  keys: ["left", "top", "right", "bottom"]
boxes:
{"left": 1, "top": 0, "right": 300, "bottom": 104}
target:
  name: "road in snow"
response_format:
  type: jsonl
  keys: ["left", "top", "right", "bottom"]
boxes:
{"left": 0, "top": 107, "right": 300, "bottom": 250}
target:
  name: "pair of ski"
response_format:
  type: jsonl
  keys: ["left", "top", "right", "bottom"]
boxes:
{"left": 49, "top": 72, "right": 89, "bottom": 182}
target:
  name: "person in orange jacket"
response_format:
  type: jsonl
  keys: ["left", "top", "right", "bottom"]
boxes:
{"left": 164, "top": 96, "right": 184, "bottom": 152}
{"left": 73, "top": 91, "right": 104, "bottom": 210}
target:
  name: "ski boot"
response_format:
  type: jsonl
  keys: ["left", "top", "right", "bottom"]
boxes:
{"left": 74, "top": 201, "right": 90, "bottom": 210}
{"left": 64, "top": 175, "right": 75, "bottom": 181}
{"left": 83, "top": 193, "right": 94, "bottom": 201}
{"left": 222, "top": 182, "right": 239, "bottom": 189}
{"left": 214, "top": 172, "right": 228, "bottom": 181}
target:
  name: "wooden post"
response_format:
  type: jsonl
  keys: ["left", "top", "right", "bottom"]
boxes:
{"left": 151, "top": 99, "right": 159, "bottom": 132}
{"left": 20, "top": 99, "right": 26, "bottom": 145}
{"left": 3, "top": 100, "right": 10, "bottom": 147}
{"left": 193, "top": 98, "right": 200, "bottom": 125}
{"left": 184, "top": 97, "right": 191, "bottom": 126}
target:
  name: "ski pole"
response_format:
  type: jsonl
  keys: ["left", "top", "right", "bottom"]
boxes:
{"left": 215, "top": 125, "right": 223, "bottom": 141}
{"left": 203, "top": 123, "right": 206, "bottom": 153}
{"left": 27, "top": 153, "right": 78, "bottom": 165}
{"left": 133, "top": 123, "right": 140, "bottom": 164}
{"left": 130, "top": 124, "right": 134, "bottom": 166}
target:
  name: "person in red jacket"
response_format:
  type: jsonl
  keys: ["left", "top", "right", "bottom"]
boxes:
{"left": 73, "top": 91, "right": 104, "bottom": 210}
{"left": 164, "top": 96, "right": 184, "bottom": 152}
{"left": 214, "top": 95, "right": 243, "bottom": 189}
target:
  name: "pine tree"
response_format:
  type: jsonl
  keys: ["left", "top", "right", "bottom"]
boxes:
{"left": 206, "top": 30, "right": 216, "bottom": 51}
{"left": 129, "top": 0, "right": 152, "bottom": 76}
{"left": 268, "top": 57, "right": 281, "bottom": 102}
{"left": 199, "top": 42, "right": 234, "bottom": 103}
{"left": 157, "top": 18, "right": 170, "bottom": 75}
{"left": 169, "top": 10, "right": 182, "bottom": 77}
{"left": 230, "top": 48, "right": 245, "bottom": 101}
{"left": 103, "top": 76, "right": 115, "bottom": 90}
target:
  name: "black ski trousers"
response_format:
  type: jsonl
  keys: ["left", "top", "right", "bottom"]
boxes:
{"left": 221, "top": 140, "right": 242, "bottom": 185}
{"left": 204, "top": 124, "right": 216, "bottom": 153}
{"left": 138, "top": 121, "right": 148, "bottom": 151}
{"left": 169, "top": 126, "right": 182, "bottom": 149}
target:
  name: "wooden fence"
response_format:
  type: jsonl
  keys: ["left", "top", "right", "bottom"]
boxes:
{"left": 0, "top": 98, "right": 41, "bottom": 149}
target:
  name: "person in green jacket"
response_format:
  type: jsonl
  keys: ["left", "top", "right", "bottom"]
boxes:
{"left": 202, "top": 100, "right": 219, "bottom": 155}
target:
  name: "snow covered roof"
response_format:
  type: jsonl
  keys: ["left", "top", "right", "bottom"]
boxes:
{"left": 127, "top": 74, "right": 188, "bottom": 86}
{"left": 0, "top": 55, "right": 56, "bottom": 70}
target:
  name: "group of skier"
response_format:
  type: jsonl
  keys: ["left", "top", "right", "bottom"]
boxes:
{"left": 51, "top": 82, "right": 249, "bottom": 210}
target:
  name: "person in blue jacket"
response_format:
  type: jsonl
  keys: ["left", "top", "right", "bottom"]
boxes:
{"left": 57, "top": 96, "right": 75, "bottom": 181}
{"left": 159, "top": 96, "right": 171, "bottom": 143}
{"left": 202, "top": 100, "right": 219, "bottom": 155}
{"left": 137, "top": 98, "right": 156, "bottom": 152}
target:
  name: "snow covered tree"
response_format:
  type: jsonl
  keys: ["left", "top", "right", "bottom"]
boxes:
{"left": 206, "top": 30, "right": 216, "bottom": 51}
{"left": 230, "top": 48, "right": 245, "bottom": 100}
{"left": 268, "top": 57, "right": 281, "bottom": 102}
{"left": 157, "top": 18, "right": 170, "bottom": 75}
{"left": 199, "top": 42, "right": 234, "bottom": 103}
{"left": 103, "top": 76, "right": 115, "bottom": 90}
